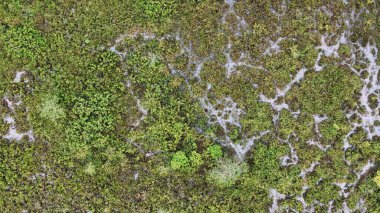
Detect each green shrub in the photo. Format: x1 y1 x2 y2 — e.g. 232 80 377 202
170 151 189 171
0 143 41 209
136 0 176 22
170 151 204 172
65 91 116 162
207 144 223 160
287 65 361 115
189 151 203 168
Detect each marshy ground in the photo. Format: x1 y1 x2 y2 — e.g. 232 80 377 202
0 0 379 212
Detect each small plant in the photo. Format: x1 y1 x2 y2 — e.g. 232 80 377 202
39 95 65 122
170 151 189 171
189 151 203 168
228 127 240 141
252 23 268 37
207 158 247 188
207 144 223 160
170 151 203 172
156 165 170 177
136 0 176 22
338 44 351 56
84 162 96 176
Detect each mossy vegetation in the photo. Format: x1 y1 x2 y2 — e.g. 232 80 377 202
0 0 379 212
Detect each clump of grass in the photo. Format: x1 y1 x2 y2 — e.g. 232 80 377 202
39 95 65 122
207 158 247 188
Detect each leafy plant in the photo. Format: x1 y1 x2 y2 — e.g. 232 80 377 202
136 0 176 22
170 151 189 171
55 51 127 168
189 151 203 168
171 151 203 172
207 144 223 160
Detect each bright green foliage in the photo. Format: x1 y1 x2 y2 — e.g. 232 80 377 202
319 118 350 140
67 91 114 148
250 143 291 187
71 92 113 137
170 151 189 171
207 158 247 188
136 0 176 22
0 1 46 26
51 51 128 168
0 143 37 189
207 144 223 160
170 151 203 172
